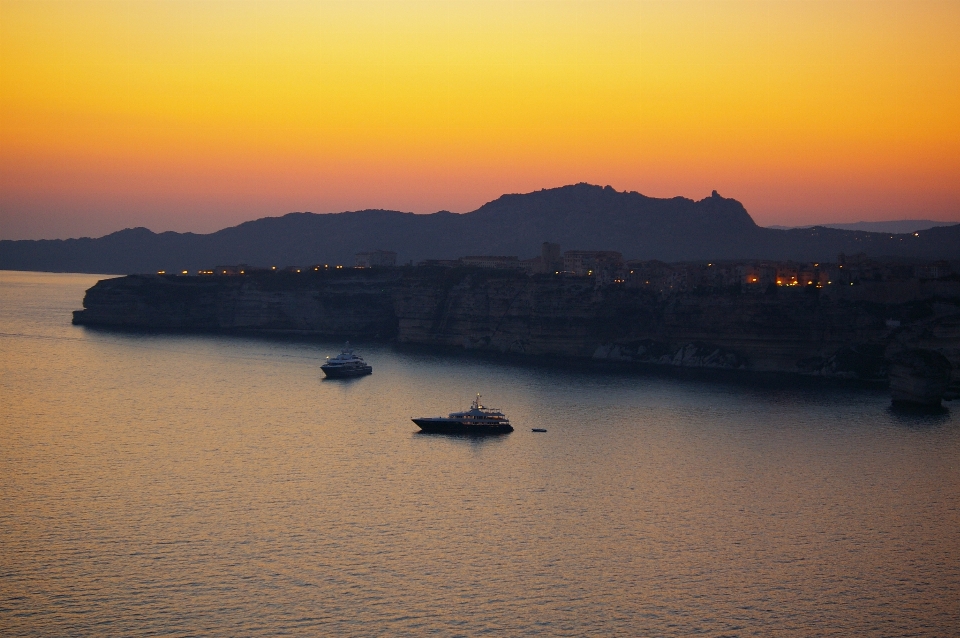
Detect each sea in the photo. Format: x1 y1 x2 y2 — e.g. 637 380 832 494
2 270 958 636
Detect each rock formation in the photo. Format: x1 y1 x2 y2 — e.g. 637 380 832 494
73 269 960 390
888 349 954 406
73 270 400 337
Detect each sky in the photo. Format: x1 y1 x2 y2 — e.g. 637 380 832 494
1 0 959 240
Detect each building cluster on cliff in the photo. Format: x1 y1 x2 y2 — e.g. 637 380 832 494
185 242 957 297
419 243 624 279
625 254 956 294
413 243 959 294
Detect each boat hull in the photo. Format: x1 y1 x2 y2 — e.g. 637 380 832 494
321 365 372 379
412 418 513 435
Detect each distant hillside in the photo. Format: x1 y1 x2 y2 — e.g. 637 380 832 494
2 183 959 274
768 220 957 234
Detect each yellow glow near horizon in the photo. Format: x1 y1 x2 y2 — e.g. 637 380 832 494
1 0 959 239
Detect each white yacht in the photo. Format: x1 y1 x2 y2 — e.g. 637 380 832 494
321 343 372 378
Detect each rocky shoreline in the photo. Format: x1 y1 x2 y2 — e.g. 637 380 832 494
73 267 960 405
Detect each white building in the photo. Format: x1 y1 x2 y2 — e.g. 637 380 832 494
459 256 521 270
355 250 397 267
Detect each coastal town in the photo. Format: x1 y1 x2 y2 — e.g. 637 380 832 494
190 241 958 297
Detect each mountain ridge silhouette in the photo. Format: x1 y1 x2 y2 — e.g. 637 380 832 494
2 183 958 274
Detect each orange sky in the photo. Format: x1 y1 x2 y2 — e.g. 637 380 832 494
2 0 959 239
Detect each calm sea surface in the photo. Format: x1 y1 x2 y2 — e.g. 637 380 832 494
2 270 958 636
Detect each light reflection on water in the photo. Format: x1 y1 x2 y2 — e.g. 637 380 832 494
2 270 959 636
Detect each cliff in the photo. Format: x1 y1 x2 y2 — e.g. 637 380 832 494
73 270 401 337
73 269 960 387
396 270 960 379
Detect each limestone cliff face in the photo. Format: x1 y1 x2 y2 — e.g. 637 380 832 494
649 292 891 374
395 272 612 356
396 275 868 372
74 270 960 381
74 272 400 337
393 271 960 379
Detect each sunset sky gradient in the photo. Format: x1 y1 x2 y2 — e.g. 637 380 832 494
2 0 959 239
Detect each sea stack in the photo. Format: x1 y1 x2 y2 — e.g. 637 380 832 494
888 349 953 407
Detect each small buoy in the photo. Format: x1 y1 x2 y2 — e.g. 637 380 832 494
531 428 547 432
